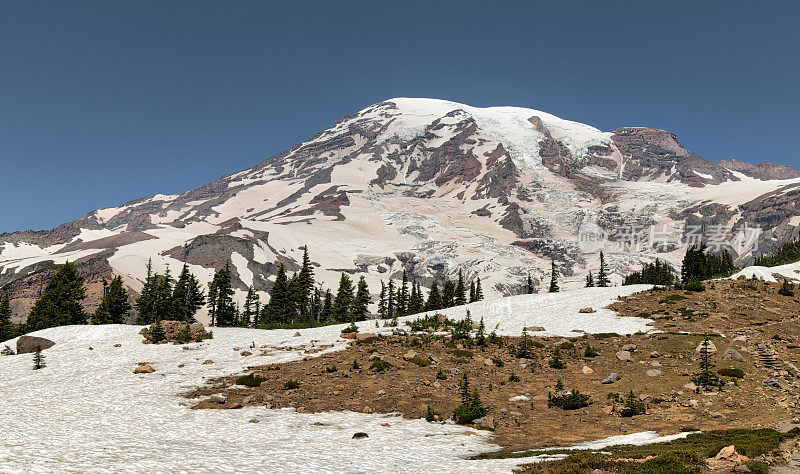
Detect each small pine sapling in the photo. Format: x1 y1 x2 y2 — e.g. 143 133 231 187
549 346 566 369
32 345 45 370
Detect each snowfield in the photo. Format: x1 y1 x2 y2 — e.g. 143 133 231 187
729 261 800 282
0 287 675 473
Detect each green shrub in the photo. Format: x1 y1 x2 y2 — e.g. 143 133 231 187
548 347 566 369
453 374 487 424
283 379 300 389
492 357 504 367
683 279 706 292
409 356 431 367
718 367 745 378
325 365 338 373
176 322 192 343
778 279 796 297
548 388 591 410
619 390 647 417
370 359 392 372
584 345 600 357
508 372 520 382
236 373 266 387
425 405 440 422
341 322 358 334
351 359 361 370
452 349 474 358
436 369 447 380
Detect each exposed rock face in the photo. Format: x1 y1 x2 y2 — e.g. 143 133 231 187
721 158 800 181
1 98 799 324
16 336 55 354
139 321 208 344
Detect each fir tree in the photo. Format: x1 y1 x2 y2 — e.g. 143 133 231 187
321 289 333 322
548 261 560 293
92 277 130 324
425 281 442 311
295 246 315 318
350 276 371 321
242 286 259 327
474 277 484 301
692 339 719 389
32 345 45 370
331 273 354 322
135 259 158 324
469 280 476 303
397 271 408 316
27 262 87 331
153 266 174 321
172 264 205 322
386 279 395 318
442 279 455 308
208 264 235 327
378 281 387 318
262 264 292 324
623 259 675 286
455 270 467 305
407 280 425 315
585 272 594 287
526 273 534 294
0 292 13 342
597 252 610 287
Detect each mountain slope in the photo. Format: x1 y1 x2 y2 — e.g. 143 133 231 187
2 98 800 322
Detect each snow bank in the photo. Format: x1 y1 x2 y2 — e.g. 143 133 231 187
728 261 800 282
0 286 667 473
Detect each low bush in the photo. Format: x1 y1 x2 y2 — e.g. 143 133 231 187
370 359 392 372
283 379 300 389
452 349 474 358
718 367 745 378
236 373 266 387
548 389 591 410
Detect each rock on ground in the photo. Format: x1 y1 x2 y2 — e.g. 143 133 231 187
16 336 55 354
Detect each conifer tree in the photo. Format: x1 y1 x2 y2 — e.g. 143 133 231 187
397 271 409 316
386 279 395 318
597 252 610 287
153 266 174 321
474 277 484 301
548 261 559 293
442 279 455 308
27 261 87 331
242 286 259 327
526 273 534 294
172 264 205 322
331 273 354 322
407 280 425 315
135 259 158 324
32 345 44 370
350 276 371 321
263 263 291 324
309 287 322 322
585 272 594 287
425 281 442 311
455 270 467 306
208 264 235 326
469 280 476 303
321 289 333 322
93 276 131 324
0 292 13 342
378 281 387 318
295 246 315 318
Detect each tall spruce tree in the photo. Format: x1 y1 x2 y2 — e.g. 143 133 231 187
172 264 205 322
455 270 467 306
526 273 534 294
242 287 259 327
425 281 442 311
397 270 409 316
386 279 395 318
408 280 425 315
548 261 560 293
27 262 87 331
442 279 456 308
262 263 292 324
331 273 354 322
474 277 484 301
378 281 387 318
93 276 130 324
208 264 235 327
350 276 371 321
469 280 476 303
585 272 594 287
321 289 333 322
135 260 158 324
0 292 13 341
295 246 315 318
597 252 610 287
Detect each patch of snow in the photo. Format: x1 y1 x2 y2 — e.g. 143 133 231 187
728 261 800 282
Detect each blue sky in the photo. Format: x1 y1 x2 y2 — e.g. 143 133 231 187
1 1 798 232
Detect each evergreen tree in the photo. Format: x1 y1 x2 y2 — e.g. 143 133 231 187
135 259 158 324
350 276 371 321
526 273 534 294
331 273 354 322
623 259 675 286
32 345 45 370
295 246 315 318
474 277 484 301
262 264 292 324
208 264 235 327
172 264 205 322
442 279 455 308
455 270 467 305
597 251 610 287
309 287 322 322
242 286 259 327
0 292 13 342
321 289 333 322
92 277 130 324
386 279 395 318
407 280 425 315
692 339 719 389
425 281 442 311
378 281 387 318
585 272 594 287
548 261 559 293
27 262 87 331
153 266 174 321
397 271 409 316
469 280 476 303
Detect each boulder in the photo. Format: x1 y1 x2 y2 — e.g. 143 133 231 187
524 326 546 332
16 336 55 354
723 348 744 362
581 365 594 374
355 333 378 341
134 364 155 374
352 432 369 439
602 373 619 384
621 344 637 352
402 350 418 361
646 369 663 377
578 307 595 313
615 350 632 361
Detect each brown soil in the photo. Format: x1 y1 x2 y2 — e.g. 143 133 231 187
190 279 800 454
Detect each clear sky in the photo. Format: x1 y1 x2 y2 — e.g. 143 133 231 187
1 1 798 233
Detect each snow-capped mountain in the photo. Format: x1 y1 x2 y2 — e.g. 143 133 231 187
2 98 800 321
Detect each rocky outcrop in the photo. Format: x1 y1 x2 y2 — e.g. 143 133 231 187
721 158 800 180
17 335 55 354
